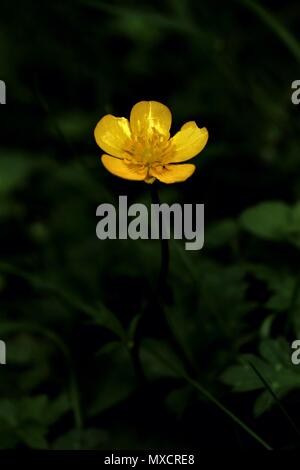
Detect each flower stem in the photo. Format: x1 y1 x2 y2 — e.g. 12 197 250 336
150 184 170 300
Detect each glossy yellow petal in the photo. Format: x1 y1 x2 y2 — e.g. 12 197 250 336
130 101 172 137
101 155 147 181
169 121 208 163
150 163 195 184
94 115 131 159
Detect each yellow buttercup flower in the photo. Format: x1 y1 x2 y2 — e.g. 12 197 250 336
94 101 208 184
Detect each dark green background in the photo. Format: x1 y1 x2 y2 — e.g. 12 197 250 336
0 0 300 450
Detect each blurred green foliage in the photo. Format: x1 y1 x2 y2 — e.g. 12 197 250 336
1 0 300 450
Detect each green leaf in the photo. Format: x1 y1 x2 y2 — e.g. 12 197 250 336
127 314 142 344
53 428 108 450
205 219 239 248
165 385 192 418
240 201 291 241
140 338 185 380
0 394 70 449
0 400 18 427
221 338 300 416
253 389 287 418
88 302 126 340
287 202 300 249
0 263 126 340
221 357 263 392
88 342 137 416
17 425 48 449
247 264 300 335
44 394 71 425
18 395 49 423
198 264 255 337
240 201 300 249
0 154 34 193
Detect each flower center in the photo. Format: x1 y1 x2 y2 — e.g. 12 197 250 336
124 128 173 165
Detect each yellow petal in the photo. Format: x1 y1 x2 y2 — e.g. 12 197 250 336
94 115 131 159
169 121 208 163
150 163 195 184
130 101 172 137
101 155 147 181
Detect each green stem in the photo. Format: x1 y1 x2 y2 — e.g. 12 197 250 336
150 345 273 450
150 184 170 296
249 361 300 441
130 184 172 382
237 0 300 64
187 375 272 450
